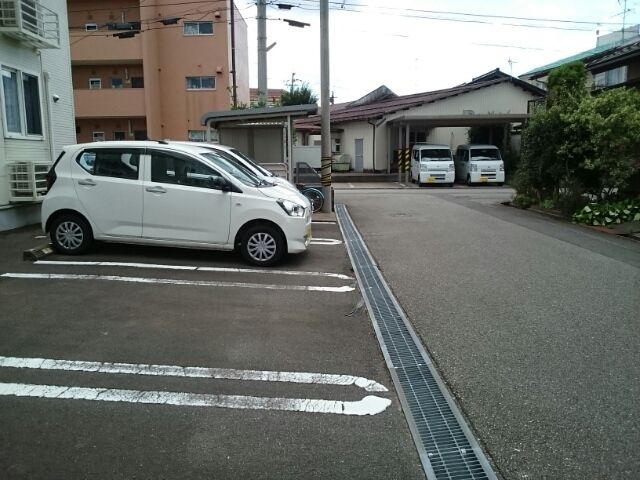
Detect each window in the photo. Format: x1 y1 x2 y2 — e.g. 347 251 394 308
77 149 140 180
594 66 628 88
186 76 215 90
2 68 21 134
111 78 123 89
151 151 222 189
188 130 206 142
23 73 42 135
85 23 98 31
183 21 214 36
92 131 105 142
113 131 126 140
89 78 101 89
1 66 43 138
333 138 341 153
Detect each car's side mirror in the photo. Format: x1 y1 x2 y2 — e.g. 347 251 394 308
209 176 231 192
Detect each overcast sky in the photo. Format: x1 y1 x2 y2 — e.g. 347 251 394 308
233 0 638 102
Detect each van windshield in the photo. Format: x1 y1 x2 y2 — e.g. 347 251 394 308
200 152 263 187
229 148 273 177
470 148 501 161
420 149 451 161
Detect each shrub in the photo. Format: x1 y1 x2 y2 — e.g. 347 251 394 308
513 193 534 209
573 199 640 226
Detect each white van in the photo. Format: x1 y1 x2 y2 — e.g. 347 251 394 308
410 144 455 187
42 141 311 266
454 145 505 186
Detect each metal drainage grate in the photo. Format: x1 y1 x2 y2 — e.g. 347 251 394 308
336 204 497 480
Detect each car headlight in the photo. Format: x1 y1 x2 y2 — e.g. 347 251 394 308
420 164 429 172
499 164 504 171
469 164 478 172
278 199 306 217
448 163 454 171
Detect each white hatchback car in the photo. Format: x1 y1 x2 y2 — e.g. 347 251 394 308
42 141 312 266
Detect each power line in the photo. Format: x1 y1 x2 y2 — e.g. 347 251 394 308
290 0 625 26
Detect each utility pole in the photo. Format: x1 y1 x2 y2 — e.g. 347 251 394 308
320 0 332 212
230 0 237 108
290 72 296 93
257 0 267 106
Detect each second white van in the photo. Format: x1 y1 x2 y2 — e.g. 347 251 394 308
454 144 505 186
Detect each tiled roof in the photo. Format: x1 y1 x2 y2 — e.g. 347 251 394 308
587 40 640 71
521 39 640 79
298 72 544 126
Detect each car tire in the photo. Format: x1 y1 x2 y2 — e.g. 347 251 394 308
467 175 472 186
241 224 285 267
497 182 504 187
50 213 93 255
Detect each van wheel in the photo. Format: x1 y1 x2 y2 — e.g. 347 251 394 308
50 213 93 255
466 175 472 186
497 182 504 187
241 224 285 267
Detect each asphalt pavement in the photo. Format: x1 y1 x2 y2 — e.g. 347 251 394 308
338 186 640 479
0 222 424 479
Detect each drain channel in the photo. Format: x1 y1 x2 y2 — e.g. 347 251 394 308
336 204 497 480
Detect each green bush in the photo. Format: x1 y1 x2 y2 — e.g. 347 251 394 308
573 199 640 226
513 193 534 209
540 199 555 210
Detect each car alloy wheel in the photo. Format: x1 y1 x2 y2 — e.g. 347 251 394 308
50 214 93 255
56 221 84 250
247 231 277 262
241 224 285 266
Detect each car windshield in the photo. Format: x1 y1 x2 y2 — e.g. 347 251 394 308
470 148 501 160
420 149 452 161
200 152 263 187
229 148 273 177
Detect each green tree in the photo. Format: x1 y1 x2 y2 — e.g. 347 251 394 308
281 82 318 106
516 61 640 212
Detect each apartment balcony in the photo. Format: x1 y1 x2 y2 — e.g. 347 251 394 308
74 87 146 119
0 0 59 48
71 34 142 65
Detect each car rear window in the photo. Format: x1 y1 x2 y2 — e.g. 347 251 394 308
77 149 140 179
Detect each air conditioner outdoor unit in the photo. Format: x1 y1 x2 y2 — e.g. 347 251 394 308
8 162 50 203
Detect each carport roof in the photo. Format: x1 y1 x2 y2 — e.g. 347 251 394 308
297 70 545 126
201 104 318 126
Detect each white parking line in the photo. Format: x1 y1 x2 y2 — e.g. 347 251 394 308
1 273 355 293
0 355 391 416
35 261 353 280
312 221 337 225
0 356 387 392
309 238 343 246
0 383 390 415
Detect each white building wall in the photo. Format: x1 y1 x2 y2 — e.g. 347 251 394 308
427 127 469 149
0 0 74 229
41 0 76 153
341 121 373 171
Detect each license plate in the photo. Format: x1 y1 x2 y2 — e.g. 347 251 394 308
427 176 435 183
480 176 488 182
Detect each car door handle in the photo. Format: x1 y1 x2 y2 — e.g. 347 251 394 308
145 186 167 194
78 179 97 186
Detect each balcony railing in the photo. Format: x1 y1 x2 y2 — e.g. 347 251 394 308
0 0 60 49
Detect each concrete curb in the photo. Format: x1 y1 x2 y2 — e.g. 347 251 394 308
23 244 54 262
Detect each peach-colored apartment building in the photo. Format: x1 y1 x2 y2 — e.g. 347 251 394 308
68 0 249 143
